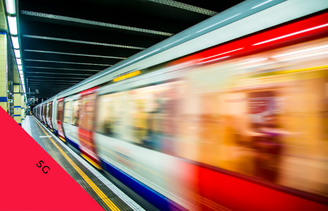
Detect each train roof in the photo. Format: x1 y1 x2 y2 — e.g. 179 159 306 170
39 0 328 102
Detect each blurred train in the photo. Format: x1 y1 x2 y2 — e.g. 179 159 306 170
34 0 328 210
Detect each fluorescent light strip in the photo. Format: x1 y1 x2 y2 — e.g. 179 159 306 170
197 13 241 33
199 56 229 64
147 0 217 16
14 49 20 58
25 59 112 66
5 0 16 15
251 0 272 9
11 36 19 48
16 58 21 65
272 44 328 58
21 10 172 36
7 16 17 35
253 23 328 46
199 47 243 61
23 35 146 50
24 49 126 59
25 66 101 72
18 65 22 70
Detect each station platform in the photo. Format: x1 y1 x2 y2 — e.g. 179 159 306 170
21 115 157 211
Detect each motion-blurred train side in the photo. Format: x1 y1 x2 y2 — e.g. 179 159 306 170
34 1 328 210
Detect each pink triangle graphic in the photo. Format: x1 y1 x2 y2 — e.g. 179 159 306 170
0 107 104 211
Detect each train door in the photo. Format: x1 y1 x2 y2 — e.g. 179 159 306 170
56 98 66 142
78 87 101 169
41 105 45 123
47 102 53 132
52 98 59 135
43 104 47 124
40 106 42 122
46 103 50 128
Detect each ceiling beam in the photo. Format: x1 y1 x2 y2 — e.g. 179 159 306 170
24 59 112 66
26 72 93 76
24 49 126 59
23 34 146 50
21 10 173 36
147 0 218 16
27 75 86 79
28 79 81 82
25 66 102 72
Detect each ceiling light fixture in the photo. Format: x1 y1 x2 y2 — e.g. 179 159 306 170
5 0 16 15
14 49 20 58
16 58 21 65
7 16 17 35
11 36 19 49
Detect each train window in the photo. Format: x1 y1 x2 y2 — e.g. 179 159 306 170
96 93 118 135
64 101 71 124
95 81 184 155
71 100 79 126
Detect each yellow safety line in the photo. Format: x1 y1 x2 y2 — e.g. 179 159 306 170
34 117 120 211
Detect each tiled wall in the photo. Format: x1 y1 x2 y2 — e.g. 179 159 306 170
0 34 7 111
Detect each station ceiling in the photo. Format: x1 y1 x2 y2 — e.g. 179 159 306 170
18 0 244 99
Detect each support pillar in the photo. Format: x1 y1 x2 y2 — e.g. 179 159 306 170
0 33 7 112
13 84 21 125
21 94 25 120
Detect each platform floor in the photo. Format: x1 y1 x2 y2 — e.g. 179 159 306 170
22 115 152 211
